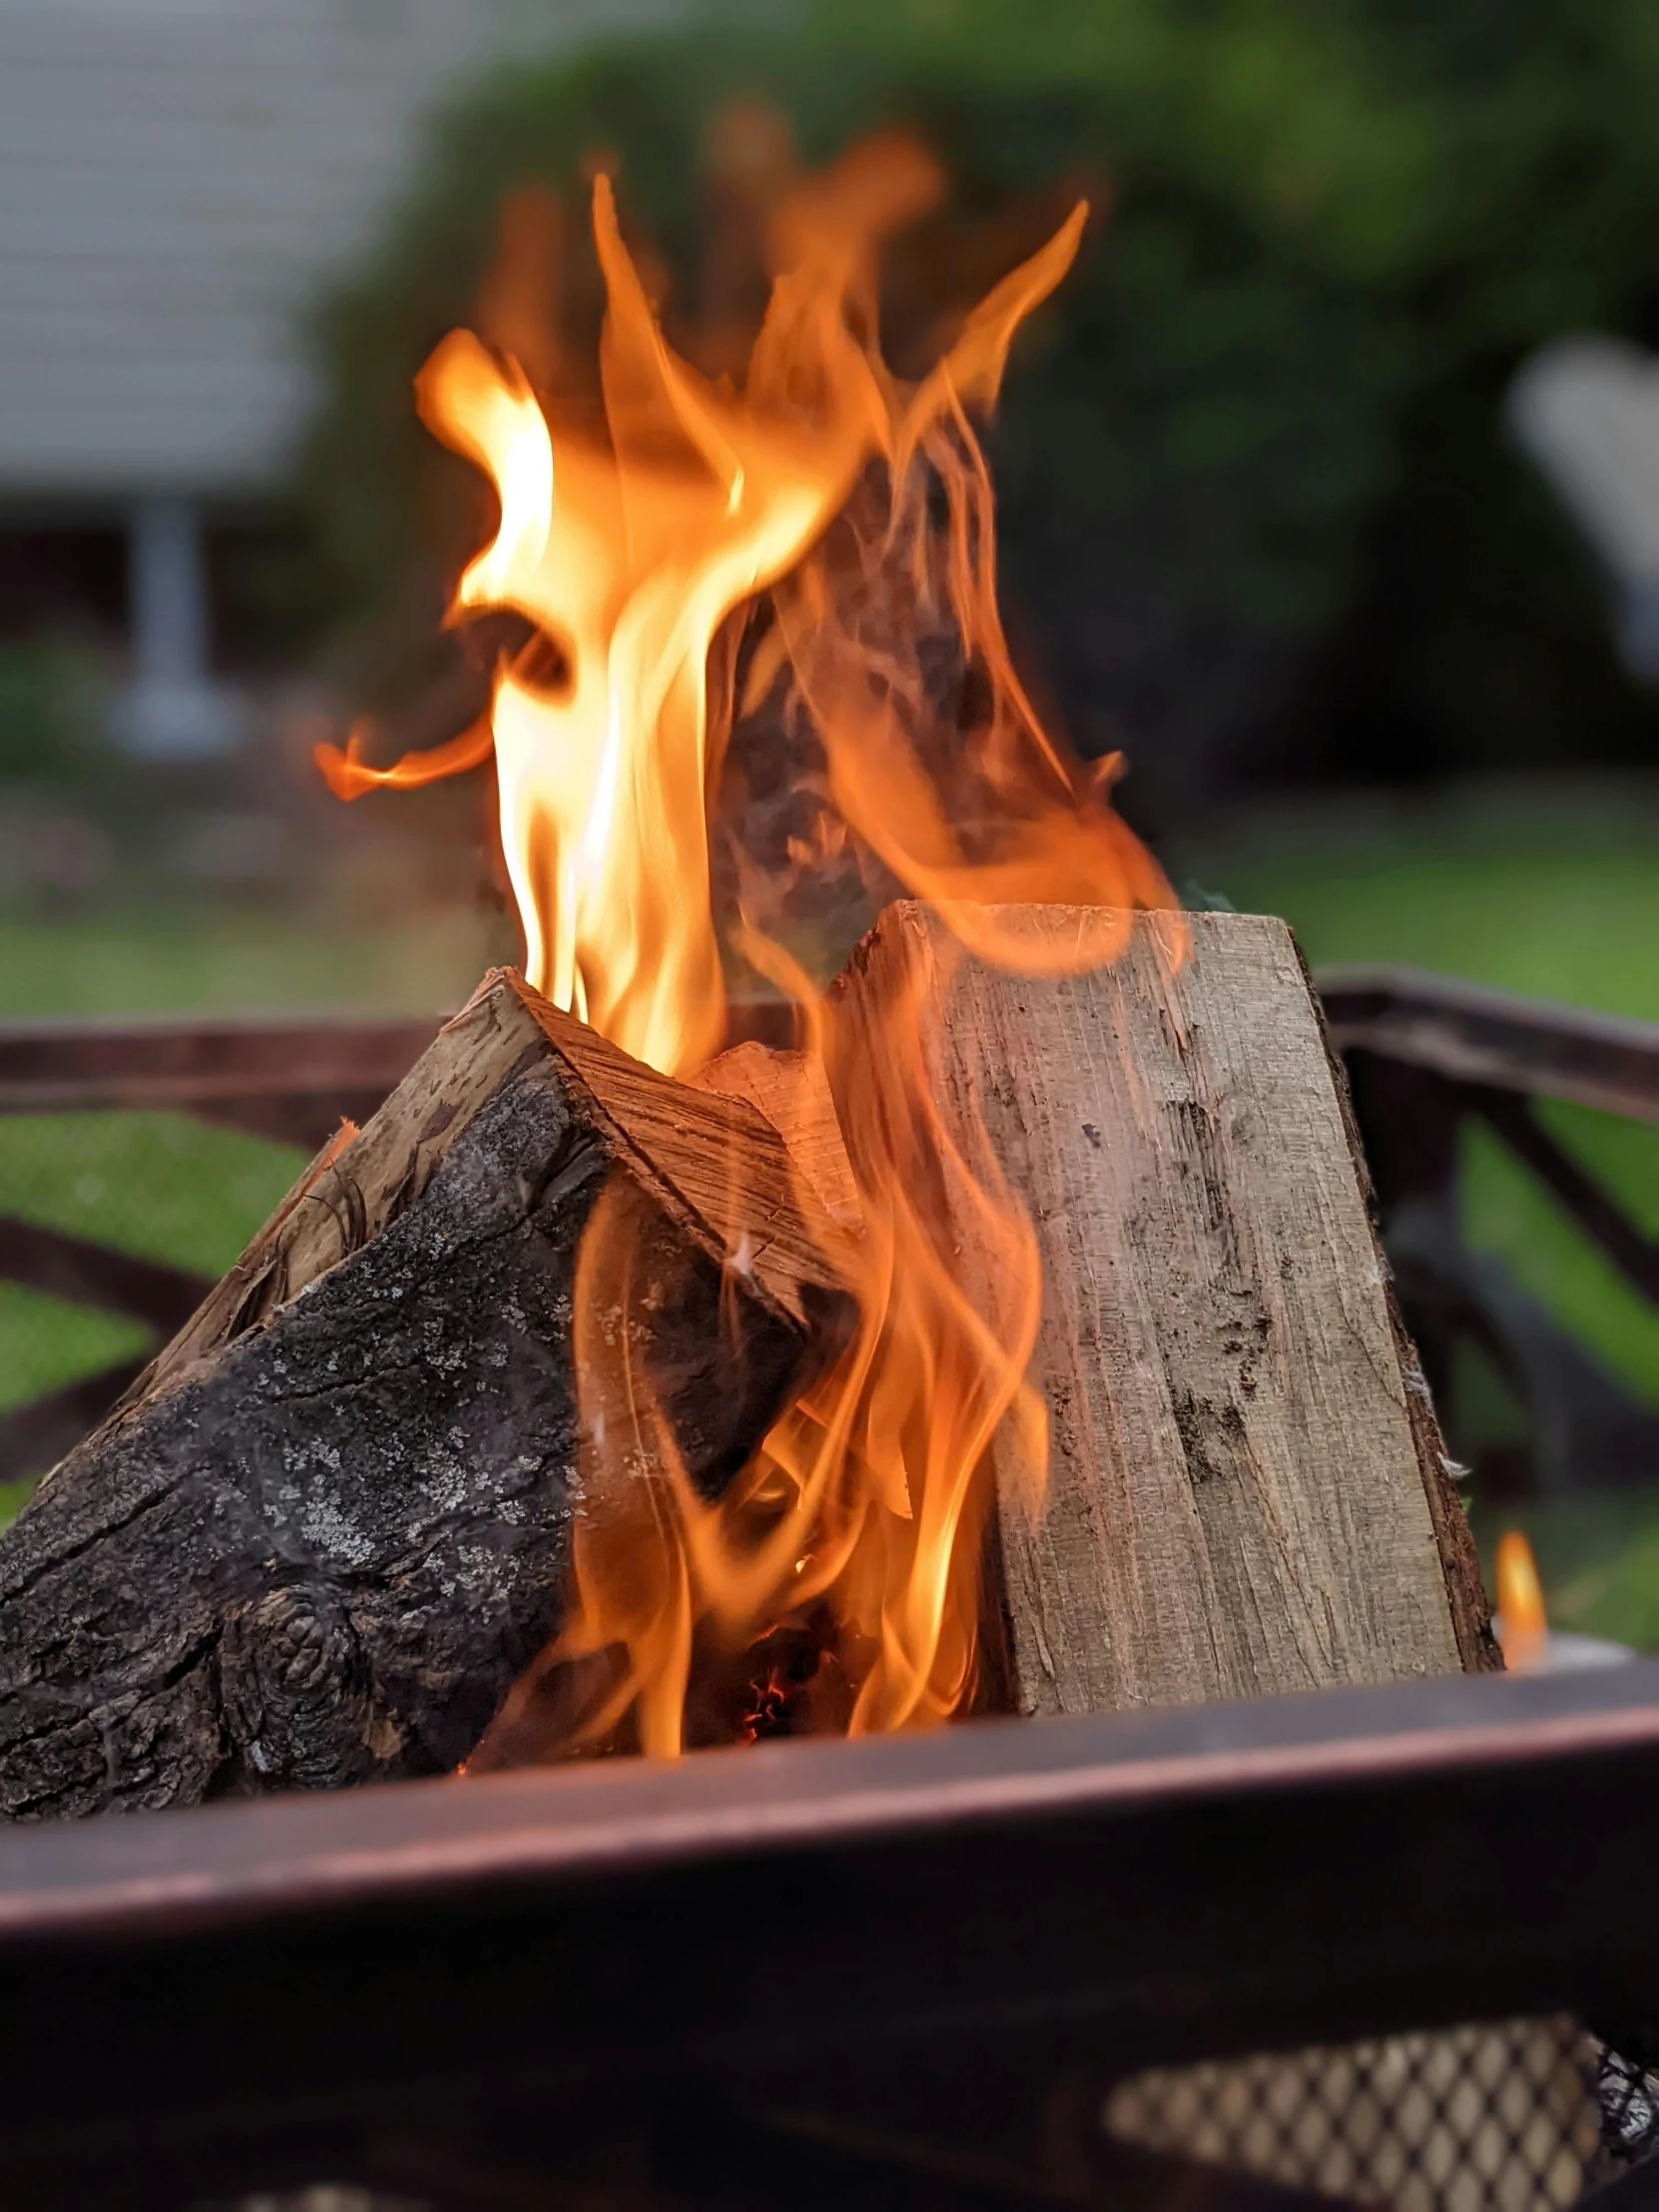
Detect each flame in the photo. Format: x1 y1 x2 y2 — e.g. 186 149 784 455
325 133 1180 1757
1495 1529 1549 1672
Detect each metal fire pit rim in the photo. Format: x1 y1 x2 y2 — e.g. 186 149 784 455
1 1661 1656 1951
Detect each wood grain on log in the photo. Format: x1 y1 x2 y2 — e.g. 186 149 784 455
830 903 1494 1717
0 972 853 1820
692 1038 861 1232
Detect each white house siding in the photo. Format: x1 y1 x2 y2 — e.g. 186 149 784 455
0 0 663 500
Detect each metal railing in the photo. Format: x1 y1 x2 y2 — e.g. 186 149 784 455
0 1661 1657 2207
1321 966 1659 1497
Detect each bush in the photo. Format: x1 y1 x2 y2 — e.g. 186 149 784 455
298 0 1659 829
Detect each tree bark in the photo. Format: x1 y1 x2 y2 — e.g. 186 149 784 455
0 971 853 1820
829 902 1496 1717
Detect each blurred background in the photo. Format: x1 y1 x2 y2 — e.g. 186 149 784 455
0 0 1654 1641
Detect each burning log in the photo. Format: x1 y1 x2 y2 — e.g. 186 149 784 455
830 901 1496 1713
0 971 854 1820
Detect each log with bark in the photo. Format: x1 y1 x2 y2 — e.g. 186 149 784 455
0 971 855 1820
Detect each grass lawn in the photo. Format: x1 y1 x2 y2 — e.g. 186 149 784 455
0 897 498 1021
1207 817 1659 1020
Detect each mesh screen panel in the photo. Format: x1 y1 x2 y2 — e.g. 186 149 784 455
1101 2016 1649 2212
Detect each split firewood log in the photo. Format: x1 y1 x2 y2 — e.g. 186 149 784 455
828 901 1496 1712
0 972 854 1820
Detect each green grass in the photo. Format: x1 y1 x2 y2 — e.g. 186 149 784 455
0 1112 309 1466
0 898 498 1021
0 1111 308 1278
0 1282 152 1415
1208 815 1659 1022
1463 1105 1659 1407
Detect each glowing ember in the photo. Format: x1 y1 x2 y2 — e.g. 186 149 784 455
320 132 1180 1757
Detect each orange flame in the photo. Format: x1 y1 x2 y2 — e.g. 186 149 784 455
326 135 1180 1757
1495 1529 1549 1672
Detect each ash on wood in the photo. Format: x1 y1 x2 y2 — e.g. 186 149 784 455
0 972 853 1820
831 903 1494 1717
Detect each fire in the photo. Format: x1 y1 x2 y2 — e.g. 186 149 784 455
322 131 1179 1757
1495 1529 1549 1671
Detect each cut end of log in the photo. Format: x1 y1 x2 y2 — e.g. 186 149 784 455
691 1038 862 1234
125 969 855 1414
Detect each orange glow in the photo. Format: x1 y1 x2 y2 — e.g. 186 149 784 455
326 134 1180 1756
1495 1529 1549 1672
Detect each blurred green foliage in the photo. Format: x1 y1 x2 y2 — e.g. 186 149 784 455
301 0 1659 822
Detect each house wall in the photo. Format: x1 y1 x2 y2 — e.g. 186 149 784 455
0 0 662 503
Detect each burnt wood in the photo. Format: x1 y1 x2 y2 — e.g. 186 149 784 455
0 972 852 1821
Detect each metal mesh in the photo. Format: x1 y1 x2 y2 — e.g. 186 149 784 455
1102 2016 1618 2212
1588 2030 1659 2178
